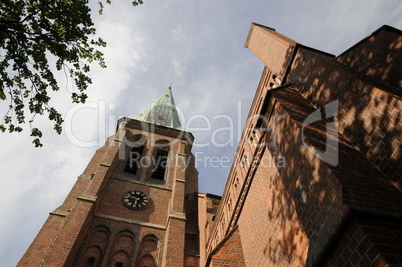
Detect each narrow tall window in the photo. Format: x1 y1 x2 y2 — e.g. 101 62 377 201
86 258 95 267
152 150 168 180
125 146 145 174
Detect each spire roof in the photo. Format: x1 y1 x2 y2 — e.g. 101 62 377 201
130 86 183 130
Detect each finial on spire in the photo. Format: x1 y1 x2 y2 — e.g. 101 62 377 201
169 83 173 90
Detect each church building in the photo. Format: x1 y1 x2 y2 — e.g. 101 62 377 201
19 23 402 266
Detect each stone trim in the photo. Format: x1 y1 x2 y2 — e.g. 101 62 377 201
78 174 92 180
77 195 97 202
100 163 111 167
169 213 186 221
49 209 69 217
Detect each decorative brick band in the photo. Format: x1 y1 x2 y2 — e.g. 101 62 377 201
95 213 166 230
110 176 173 191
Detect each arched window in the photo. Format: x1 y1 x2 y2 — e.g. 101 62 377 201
122 134 147 176
152 150 168 180
152 139 170 181
125 145 145 175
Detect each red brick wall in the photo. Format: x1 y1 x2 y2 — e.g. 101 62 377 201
162 218 186 266
208 226 246 267
238 148 310 266
96 178 171 226
18 215 68 266
244 92 347 265
325 218 402 266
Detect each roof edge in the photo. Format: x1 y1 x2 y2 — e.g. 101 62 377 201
336 24 402 59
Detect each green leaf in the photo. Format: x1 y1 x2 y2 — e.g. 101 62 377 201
0 0 145 146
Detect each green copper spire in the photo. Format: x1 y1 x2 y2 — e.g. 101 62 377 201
131 86 183 130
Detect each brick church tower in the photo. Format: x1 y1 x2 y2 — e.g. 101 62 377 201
18 87 200 267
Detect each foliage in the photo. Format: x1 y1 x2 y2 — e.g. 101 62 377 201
0 0 143 147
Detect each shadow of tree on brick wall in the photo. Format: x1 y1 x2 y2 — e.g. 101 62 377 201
288 32 402 185
336 26 402 91
260 87 346 266
259 32 402 266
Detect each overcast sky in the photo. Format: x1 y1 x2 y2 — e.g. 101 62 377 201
1 0 401 265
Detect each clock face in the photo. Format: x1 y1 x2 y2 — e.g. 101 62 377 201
122 190 149 210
